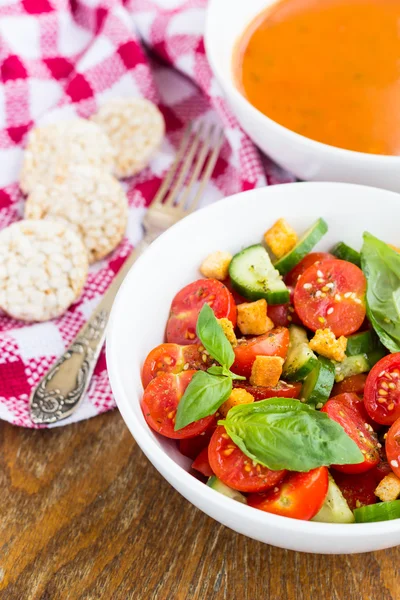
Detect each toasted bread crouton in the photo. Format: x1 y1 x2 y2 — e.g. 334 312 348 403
375 472 400 502
218 317 238 347
219 388 254 418
250 355 284 387
309 328 347 362
264 218 297 259
237 299 274 336
200 251 232 281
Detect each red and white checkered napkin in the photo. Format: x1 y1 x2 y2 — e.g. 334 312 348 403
0 0 294 428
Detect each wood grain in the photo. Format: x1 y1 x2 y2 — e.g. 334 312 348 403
0 410 399 600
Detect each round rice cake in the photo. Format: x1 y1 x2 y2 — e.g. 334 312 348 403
91 98 165 178
20 119 115 194
25 165 128 263
0 220 88 322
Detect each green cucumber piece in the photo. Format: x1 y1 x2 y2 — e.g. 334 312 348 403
312 475 354 523
282 325 318 382
354 500 400 523
331 242 361 267
301 356 335 407
273 218 328 276
333 354 370 382
229 244 289 304
346 331 376 356
368 345 387 367
207 476 247 504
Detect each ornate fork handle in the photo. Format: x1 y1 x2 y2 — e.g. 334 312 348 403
30 232 158 424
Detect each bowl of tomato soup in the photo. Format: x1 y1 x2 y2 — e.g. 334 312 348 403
205 0 400 192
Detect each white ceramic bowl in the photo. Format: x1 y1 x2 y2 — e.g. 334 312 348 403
107 182 400 554
204 0 400 193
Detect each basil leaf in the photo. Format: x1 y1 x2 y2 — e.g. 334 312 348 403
361 232 400 352
175 371 232 430
220 398 363 472
197 304 235 368
207 365 246 381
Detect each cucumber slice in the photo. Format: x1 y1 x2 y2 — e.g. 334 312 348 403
346 331 376 356
273 218 328 275
312 475 354 523
207 476 247 504
229 244 289 304
282 325 318 382
333 354 370 382
301 356 335 407
354 500 400 523
331 242 361 267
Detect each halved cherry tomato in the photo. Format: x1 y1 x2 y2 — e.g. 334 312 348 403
285 252 335 287
322 397 379 474
293 259 366 336
372 460 392 484
192 447 214 478
364 354 400 426
141 343 212 388
332 374 368 397
266 303 290 327
208 426 286 492
231 326 290 378
233 380 302 400
141 370 214 439
330 392 380 432
222 277 247 305
179 419 217 459
166 279 237 345
386 417 400 479
331 471 377 511
247 467 329 520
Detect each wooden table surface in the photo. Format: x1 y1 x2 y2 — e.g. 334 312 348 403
0 410 399 600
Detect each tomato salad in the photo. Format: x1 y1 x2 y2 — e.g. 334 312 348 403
141 218 400 523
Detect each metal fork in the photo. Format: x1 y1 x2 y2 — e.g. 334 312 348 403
29 123 224 424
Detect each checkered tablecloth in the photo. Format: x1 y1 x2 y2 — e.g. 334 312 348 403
0 0 294 428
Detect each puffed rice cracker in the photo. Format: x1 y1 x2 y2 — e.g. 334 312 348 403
25 165 128 263
20 119 115 194
0 220 88 322
91 98 165 178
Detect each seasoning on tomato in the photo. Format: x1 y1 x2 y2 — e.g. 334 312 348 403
208 426 286 493
322 397 379 474
141 370 215 439
330 392 380 433
332 374 368 397
385 417 400 479
166 279 236 345
285 252 335 287
233 380 302 400
141 343 212 388
331 470 377 511
247 468 329 520
293 259 366 337
364 354 400 426
231 326 289 378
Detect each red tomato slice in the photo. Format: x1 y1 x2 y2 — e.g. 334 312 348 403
364 354 400 426
192 447 214 478
322 397 379 474
166 279 236 345
267 303 290 327
141 343 212 389
331 471 377 511
330 392 380 432
332 374 368 397
247 467 329 520
371 460 393 484
141 370 214 439
208 426 286 492
231 327 290 378
233 380 302 400
222 277 247 305
285 252 335 287
179 419 217 459
293 259 366 336
385 417 400 479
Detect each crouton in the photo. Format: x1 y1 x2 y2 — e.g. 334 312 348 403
219 388 254 418
250 355 284 387
375 472 400 502
309 328 347 362
264 218 297 259
200 251 232 281
218 317 238 347
237 299 274 336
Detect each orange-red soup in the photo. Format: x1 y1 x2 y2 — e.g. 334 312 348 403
235 0 400 155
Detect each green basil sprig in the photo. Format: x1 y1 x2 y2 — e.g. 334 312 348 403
219 398 364 472
175 304 243 430
361 232 400 353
